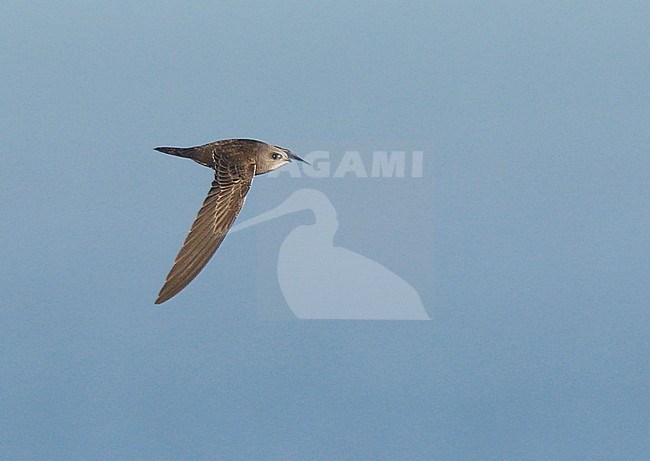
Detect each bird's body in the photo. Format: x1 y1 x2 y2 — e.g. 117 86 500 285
153 138 306 304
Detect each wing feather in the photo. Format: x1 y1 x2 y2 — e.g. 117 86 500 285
155 159 255 304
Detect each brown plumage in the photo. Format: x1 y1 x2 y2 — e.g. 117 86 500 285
154 139 307 304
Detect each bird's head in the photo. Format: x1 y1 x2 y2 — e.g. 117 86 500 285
256 143 309 174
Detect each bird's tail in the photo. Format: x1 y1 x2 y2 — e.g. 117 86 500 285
154 146 195 159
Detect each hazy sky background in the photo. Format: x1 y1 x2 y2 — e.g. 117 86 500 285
2 1 649 459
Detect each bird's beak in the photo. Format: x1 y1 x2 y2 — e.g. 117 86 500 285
288 152 310 165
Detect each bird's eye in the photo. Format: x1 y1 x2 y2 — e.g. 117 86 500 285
272 153 283 160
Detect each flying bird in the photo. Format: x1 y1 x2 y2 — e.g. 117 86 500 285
153 138 307 304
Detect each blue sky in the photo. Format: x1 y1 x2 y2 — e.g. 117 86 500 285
1 1 649 459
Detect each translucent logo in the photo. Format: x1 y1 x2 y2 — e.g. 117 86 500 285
232 189 430 320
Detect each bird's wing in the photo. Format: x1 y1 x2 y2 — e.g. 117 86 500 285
155 158 256 304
